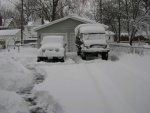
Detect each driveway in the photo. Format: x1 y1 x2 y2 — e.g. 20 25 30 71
35 55 150 113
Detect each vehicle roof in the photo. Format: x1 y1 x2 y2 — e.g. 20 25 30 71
75 24 106 37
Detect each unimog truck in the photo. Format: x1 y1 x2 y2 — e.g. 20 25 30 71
75 24 110 60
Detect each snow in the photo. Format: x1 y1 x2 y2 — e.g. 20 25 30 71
106 31 115 35
41 36 64 45
35 54 150 113
0 46 150 113
27 19 50 27
0 29 20 37
39 36 65 57
143 44 150 48
40 43 63 49
75 24 106 37
30 90 64 113
0 46 65 113
0 57 34 92
0 47 37 113
0 90 29 113
83 39 107 46
34 15 97 31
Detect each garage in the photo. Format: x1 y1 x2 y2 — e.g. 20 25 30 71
34 15 95 52
0 29 21 48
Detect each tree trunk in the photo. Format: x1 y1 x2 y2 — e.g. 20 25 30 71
51 0 59 21
117 0 121 43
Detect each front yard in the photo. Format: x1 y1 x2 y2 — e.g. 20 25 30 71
0 46 150 113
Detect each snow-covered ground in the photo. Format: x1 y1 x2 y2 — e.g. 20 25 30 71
34 54 150 113
0 47 64 113
0 46 150 113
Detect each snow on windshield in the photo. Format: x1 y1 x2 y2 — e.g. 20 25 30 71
75 24 106 37
41 36 64 45
83 34 106 40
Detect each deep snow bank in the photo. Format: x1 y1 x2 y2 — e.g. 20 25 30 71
0 57 34 92
0 90 29 113
0 57 34 113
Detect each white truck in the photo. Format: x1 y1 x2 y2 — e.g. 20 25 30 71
37 36 66 62
75 24 109 60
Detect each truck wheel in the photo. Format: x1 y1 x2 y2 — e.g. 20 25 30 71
81 52 86 60
60 57 65 62
101 52 108 60
37 57 41 62
77 49 81 56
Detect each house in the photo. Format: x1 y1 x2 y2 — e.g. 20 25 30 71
0 16 17 30
23 18 50 44
34 15 98 52
0 29 21 48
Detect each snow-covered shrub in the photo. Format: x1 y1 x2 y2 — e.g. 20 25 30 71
0 90 29 113
0 57 34 92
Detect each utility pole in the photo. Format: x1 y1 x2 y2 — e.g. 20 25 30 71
99 0 103 23
21 0 24 44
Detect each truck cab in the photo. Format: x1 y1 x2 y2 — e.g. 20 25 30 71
75 24 109 60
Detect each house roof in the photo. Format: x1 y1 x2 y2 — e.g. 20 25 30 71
0 29 20 37
34 15 96 31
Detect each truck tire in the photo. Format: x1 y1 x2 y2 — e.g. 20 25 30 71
37 57 41 62
101 52 108 60
81 52 86 60
60 57 65 62
77 48 81 56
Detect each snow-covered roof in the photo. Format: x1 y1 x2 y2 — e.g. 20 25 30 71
34 15 96 31
75 24 106 36
0 29 20 36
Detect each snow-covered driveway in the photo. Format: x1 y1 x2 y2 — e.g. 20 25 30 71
35 55 150 113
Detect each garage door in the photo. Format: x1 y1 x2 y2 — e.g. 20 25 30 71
68 33 77 52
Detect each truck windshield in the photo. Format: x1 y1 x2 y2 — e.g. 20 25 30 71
83 33 106 40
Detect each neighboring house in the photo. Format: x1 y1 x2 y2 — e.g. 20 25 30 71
34 15 100 52
0 29 21 48
24 18 49 44
0 17 17 30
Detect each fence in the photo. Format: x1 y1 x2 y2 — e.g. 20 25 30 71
109 43 150 55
